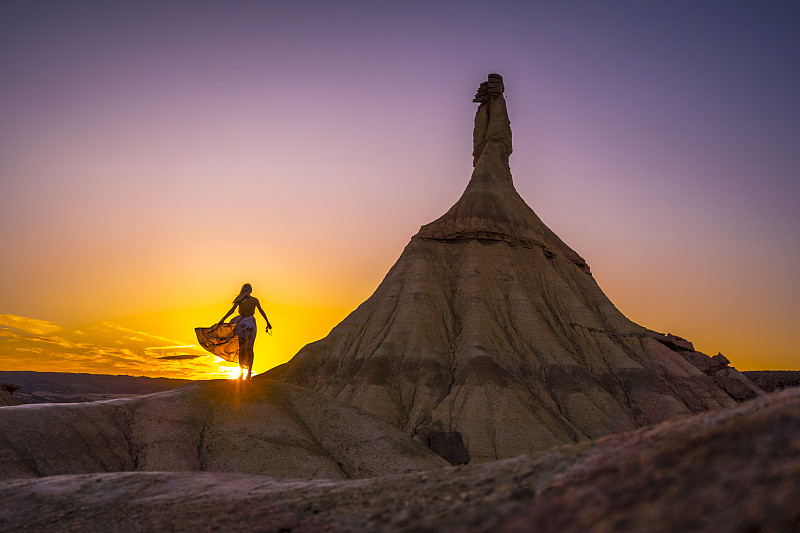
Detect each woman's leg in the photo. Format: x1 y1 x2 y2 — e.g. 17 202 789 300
234 317 256 381
237 332 247 380
245 334 256 380
241 344 254 380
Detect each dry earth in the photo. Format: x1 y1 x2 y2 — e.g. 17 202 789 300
1 388 798 532
0 379 445 480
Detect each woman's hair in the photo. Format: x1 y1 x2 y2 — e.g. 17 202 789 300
233 283 252 304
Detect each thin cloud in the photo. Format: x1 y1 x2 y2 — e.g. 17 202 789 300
0 314 231 379
0 314 64 336
96 323 191 345
147 345 201 351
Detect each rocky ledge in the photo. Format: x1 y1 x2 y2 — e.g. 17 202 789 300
653 333 762 401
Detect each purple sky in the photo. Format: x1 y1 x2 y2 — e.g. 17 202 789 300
1 1 799 374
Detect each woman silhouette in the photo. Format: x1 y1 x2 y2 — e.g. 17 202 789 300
195 283 272 380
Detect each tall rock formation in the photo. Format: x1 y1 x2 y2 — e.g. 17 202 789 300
264 74 760 464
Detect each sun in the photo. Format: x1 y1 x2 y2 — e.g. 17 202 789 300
220 365 241 380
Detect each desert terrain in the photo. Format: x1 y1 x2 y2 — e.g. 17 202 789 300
0 381 798 532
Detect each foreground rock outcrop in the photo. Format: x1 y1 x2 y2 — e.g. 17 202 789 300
262 74 761 463
0 379 446 480
1 387 797 532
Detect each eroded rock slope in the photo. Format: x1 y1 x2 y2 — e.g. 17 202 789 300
0 379 446 480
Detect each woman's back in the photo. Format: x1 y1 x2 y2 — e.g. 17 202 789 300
238 296 257 317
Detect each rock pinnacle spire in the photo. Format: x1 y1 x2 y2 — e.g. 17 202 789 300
418 74 590 274
471 73 512 170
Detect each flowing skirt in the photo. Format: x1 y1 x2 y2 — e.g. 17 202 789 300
195 315 256 365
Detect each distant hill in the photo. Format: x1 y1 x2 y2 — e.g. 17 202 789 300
0 371 191 404
743 370 800 393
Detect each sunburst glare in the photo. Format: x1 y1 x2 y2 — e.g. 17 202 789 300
220 365 241 380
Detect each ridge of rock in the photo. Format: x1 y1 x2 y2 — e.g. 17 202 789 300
0 379 447 480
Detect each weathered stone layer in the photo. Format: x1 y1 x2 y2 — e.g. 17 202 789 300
270 236 752 463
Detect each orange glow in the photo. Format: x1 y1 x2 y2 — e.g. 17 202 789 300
0 294 358 380
221 365 242 380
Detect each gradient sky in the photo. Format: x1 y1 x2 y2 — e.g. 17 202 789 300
1 1 798 379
